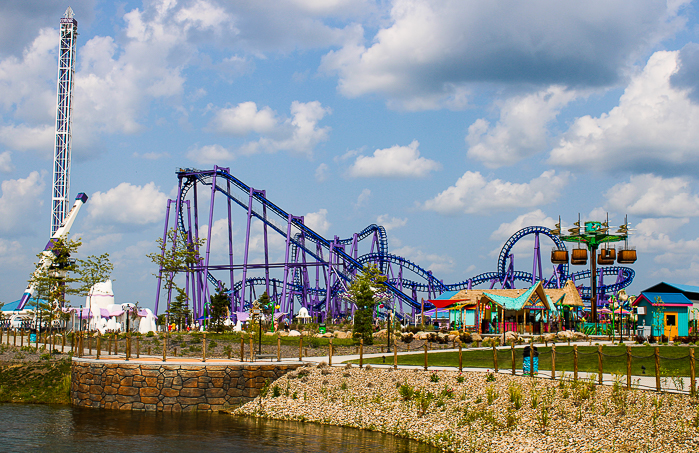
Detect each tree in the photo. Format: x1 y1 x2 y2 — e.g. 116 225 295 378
147 228 205 320
209 286 230 332
168 289 191 331
27 237 82 310
344 264 388 345
76 253 114 303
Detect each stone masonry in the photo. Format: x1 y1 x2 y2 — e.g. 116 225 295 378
71 358 303 411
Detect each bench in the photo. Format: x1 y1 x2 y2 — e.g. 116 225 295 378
254 353 277 362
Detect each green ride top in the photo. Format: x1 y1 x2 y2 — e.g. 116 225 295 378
555 221 628 249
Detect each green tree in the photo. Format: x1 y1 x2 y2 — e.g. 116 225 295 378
168 288 191 331
209 286 230 332
27 237 82 311
345 265 387 345
76 253 114 300
147 228 204 321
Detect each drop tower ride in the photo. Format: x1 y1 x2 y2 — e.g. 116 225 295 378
51 7 78 236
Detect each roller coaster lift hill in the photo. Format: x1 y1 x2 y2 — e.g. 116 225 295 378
156 167 636 324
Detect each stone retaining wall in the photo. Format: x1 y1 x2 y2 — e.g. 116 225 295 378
71 359 303 411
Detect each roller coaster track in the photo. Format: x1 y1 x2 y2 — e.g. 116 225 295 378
170 168 636 317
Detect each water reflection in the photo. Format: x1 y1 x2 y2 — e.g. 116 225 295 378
0 404 437 453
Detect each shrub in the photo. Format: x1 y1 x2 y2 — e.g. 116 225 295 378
485 371 496 382
430 373 440 383
456 374 465 383
272 384 282 398
508 382 523 409
399 383 414 401
208 340 217 349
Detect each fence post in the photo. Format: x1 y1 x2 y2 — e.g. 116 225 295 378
240 337 245 362
597 344 603 385
329 338 333 366
690 348 696 396
423 343 428 371
530 339 534 378
136 337 140 358
14 329 17 347
359 338 364 368
125 335 129 361
162 335 167 362
96 335 101 360
393 342 398 369
114 334 118 355
278 335 282 363
62 334 65 353
551 345 556 380
459 342 463 373
492 345 498 373
654 347 660 392
250 335 254 362
202 333 207 363
573 345 578 381
298 336 303 362
511 341 515 375
626 346 632 390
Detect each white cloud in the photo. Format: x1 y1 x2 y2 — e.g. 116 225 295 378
490 210 556 241
0 152 13 172
355 188 371 207
550 50 699 173
0 171 45 235
305 208 331 234
423 170 568 215
315 163 329 182
391 244 455 274
376 214 407 231
187 144 233 165
466 86 576 167
87 182 168 227
605 174 699 217
321 0 687 109
206 101 331 159
0 124 54 155
348 140 441 178
210 102 279 136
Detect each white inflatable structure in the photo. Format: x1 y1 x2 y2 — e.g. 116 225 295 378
81 280 157 334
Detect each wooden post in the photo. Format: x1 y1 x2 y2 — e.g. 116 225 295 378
240 337 245 362
359 338 364 368
114 334 118 355
162 335 167 362
423 343 428 371
573 345 578 381
529 340 534 378
148 346 151 356
326 338 332 366
96 335 101 360
626 346 632 390
62 334 65 353
690 348 696 396
88 336 91 355
250 335 254 362
278 336 282 363
14 329 17 347
202 333 207 362
174 346 178 357
511 341 515 375
458 342 463 373
655 347 660 391
136 337 140 358
393 342 398 369
493 344 498 373
551 345 556 380
125 335 130 361
298 336 303 362
597 344 603 385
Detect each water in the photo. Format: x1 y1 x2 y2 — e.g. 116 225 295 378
0 404 438 452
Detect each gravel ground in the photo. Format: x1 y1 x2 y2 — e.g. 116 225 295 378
235 364 699 453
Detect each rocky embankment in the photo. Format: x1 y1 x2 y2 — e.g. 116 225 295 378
235 363 699 453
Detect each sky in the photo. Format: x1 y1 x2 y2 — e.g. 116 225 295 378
2 0 699 311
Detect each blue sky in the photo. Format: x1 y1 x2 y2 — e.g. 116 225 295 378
2 0 699 311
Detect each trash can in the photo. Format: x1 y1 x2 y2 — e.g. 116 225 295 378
29 330 37 344
523 345 539 376
319 323 326 334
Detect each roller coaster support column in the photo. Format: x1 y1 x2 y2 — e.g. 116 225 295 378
193 179 203 318
281 215 294 318
202 168 218 319
532 233 543 284
241 186 255 312
590 244 598 328
227 179 235 316
325 239 334 319
154 199 174 315
261 190 271 297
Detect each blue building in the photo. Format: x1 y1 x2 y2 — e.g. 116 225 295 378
633 282 699 339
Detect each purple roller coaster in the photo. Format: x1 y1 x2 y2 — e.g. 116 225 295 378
154 167 635 321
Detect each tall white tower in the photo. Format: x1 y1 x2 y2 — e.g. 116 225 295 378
51 7 78 236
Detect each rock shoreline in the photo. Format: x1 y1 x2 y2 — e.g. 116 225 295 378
234 364 699 453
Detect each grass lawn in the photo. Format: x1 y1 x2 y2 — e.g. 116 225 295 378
356 345 698 377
